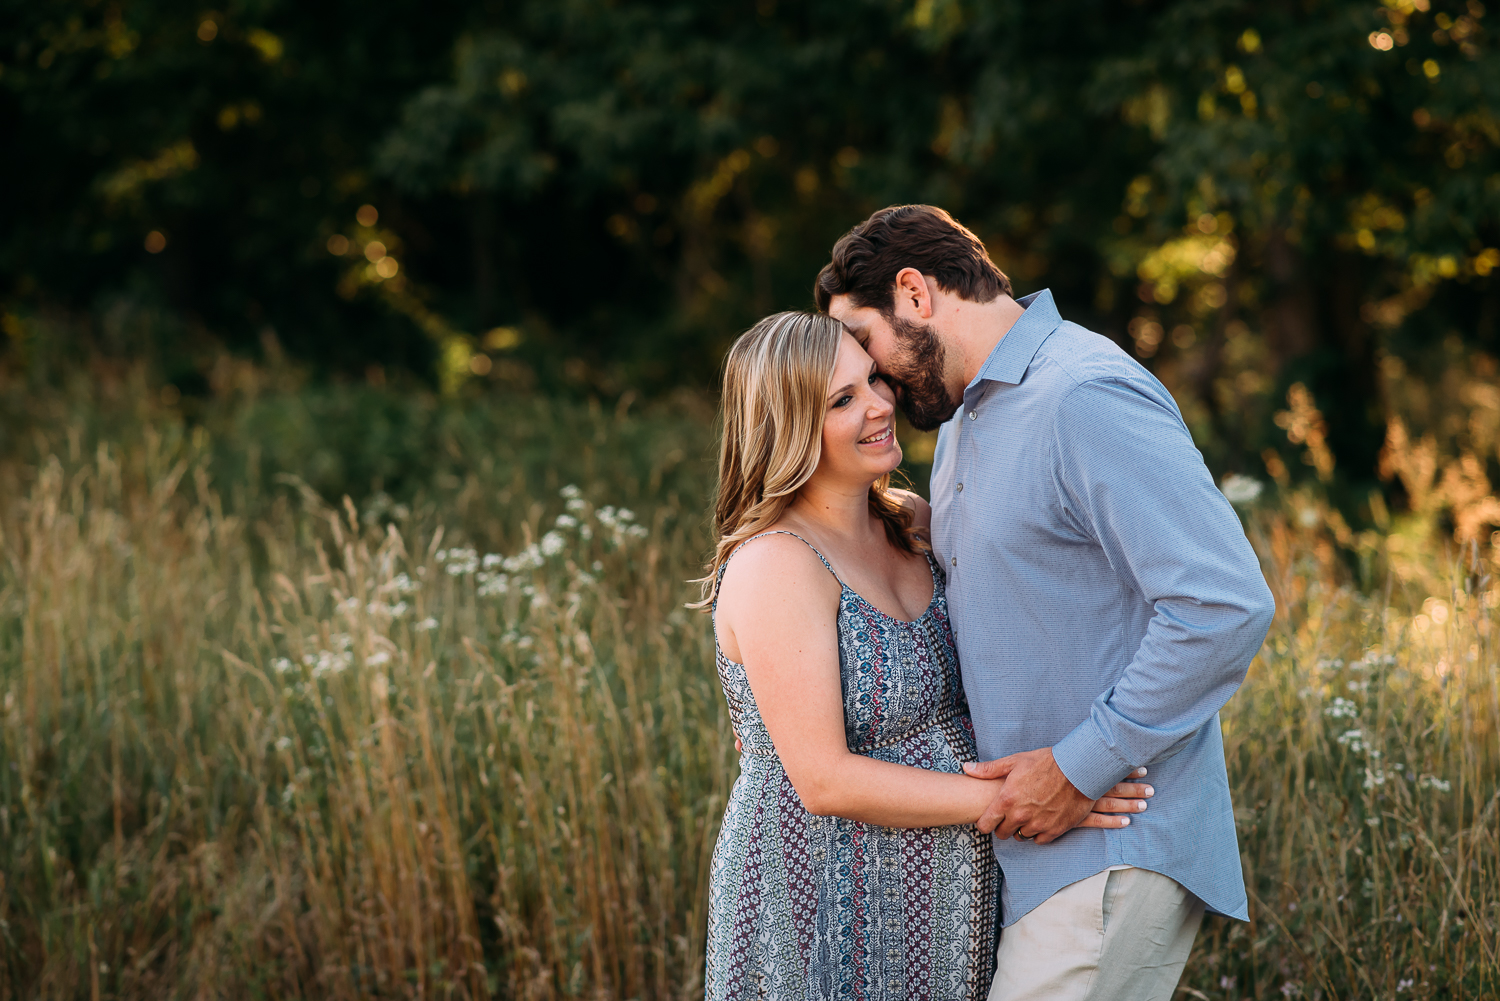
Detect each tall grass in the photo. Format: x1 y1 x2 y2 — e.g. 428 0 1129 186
0 372 1496 999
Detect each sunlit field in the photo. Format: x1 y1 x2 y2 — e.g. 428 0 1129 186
1 371 1496 1000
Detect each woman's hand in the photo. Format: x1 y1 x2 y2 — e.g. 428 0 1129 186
1075 767 1153 830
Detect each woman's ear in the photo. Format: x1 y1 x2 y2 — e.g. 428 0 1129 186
893 268 935 319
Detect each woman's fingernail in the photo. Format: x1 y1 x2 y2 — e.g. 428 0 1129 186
1144 786 1154 797
1119 817 1130 826
962 762 976 774
1136 801 1147 811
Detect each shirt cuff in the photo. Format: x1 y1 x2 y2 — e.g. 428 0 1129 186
1052 716 1134 801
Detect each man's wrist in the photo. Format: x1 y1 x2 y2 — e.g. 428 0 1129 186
1052 724 1133 801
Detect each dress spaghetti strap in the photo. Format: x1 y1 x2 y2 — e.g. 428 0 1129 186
715 530 845 593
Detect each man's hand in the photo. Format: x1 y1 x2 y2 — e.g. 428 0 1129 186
963 747 1094 844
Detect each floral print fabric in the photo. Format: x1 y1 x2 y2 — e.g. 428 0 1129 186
706 532 998 1001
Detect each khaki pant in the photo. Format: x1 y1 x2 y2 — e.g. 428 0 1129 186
988 867 1205 1001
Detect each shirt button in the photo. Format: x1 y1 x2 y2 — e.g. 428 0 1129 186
968 410 977 420
951 557 957 567
956 482 964 492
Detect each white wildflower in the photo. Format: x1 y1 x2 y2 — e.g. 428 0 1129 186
560 484 582 499
503 545 544 573
275 736 292 751
384 573 418 594
1220 473 1263 506
272 657 293 674
311 649 353 677
444 547 479 575
416 617 439 631
539 531 566 556
1324 697 1359 719
477 572 510 597
566 497 588 513
366 650 391 667
482 553 503 569
555 513 578 529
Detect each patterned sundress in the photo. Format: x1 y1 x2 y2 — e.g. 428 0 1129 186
706 531 999 1001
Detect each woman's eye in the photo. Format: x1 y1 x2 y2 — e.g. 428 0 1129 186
833 394 853 408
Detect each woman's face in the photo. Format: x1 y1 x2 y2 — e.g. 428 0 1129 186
816 332 903 486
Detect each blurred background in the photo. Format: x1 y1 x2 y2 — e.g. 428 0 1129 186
6 0 1499 509
4 4 1500 1000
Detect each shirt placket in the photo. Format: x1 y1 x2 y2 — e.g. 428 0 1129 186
951 385 985 583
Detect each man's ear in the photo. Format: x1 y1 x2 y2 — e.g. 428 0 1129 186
893 267 935 319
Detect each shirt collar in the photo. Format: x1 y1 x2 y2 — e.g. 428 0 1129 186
971 288 1062 388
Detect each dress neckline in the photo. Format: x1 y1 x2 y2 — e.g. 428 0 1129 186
838 574 940 626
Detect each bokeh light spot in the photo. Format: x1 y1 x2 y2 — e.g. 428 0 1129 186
197 20 218 42
326 234 349 255
364 241 387 262
374 257 398 278
484 327 522 351
144 231 167 253
356 204 379 227
470 354 493 375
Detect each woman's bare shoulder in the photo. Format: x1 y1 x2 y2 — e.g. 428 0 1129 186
716 529 839 607
714 529 841 660
888 488 932 532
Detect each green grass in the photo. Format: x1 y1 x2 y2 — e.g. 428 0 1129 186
0 371 1495 999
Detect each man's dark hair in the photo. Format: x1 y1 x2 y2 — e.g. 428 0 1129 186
814 204 1012 315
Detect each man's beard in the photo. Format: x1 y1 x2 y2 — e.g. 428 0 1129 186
884 315 961 432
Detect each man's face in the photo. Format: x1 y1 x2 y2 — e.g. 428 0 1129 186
827 295 961 432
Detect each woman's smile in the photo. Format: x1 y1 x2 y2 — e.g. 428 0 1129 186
858 426 894 446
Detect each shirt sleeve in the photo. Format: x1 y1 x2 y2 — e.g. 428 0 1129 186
1046 377 1276 800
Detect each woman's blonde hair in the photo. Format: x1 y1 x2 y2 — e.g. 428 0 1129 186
692 311 924 609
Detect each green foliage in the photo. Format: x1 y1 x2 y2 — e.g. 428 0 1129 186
5 0 1500 494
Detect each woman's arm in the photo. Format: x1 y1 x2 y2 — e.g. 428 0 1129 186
717 534 1148 828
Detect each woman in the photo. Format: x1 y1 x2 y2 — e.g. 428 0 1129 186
698 312 1151 1001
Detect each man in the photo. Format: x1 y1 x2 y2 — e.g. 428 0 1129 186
816 205 1275 1000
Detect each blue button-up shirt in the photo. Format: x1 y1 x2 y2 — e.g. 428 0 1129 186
930 289 1274 925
